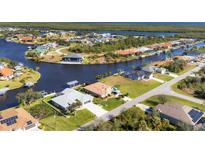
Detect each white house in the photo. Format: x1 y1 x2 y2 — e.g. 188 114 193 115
52 88 93 111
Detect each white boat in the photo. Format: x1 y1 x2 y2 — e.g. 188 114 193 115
24 82 35 88
0 87 10 95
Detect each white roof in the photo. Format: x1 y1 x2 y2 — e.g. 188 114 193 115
137 47 152 52
52 88 93 109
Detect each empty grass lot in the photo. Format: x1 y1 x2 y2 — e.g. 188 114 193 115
153 73 173 81
101 75 161 98
93 97 125 111
172 82 194 97
40 109 96 131
177 64 196 75
142 95 205 112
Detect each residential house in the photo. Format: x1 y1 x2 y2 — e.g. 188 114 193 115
142 66 167 74
0 108 39 131
20 37 33 43
0 67 14 80
137 47 153 53
84 82 112 98
156 103 204 127
124 69 153 80
116 48 139 56
51 88 93 111
62 53 84 64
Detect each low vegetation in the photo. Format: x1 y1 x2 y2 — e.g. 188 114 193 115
164 59 186 73
24 96 56 119
173 66 205 99
2 23 205 33
69 36 174 54
16 89 43 106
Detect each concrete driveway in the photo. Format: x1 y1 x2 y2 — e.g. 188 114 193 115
84 103 108 117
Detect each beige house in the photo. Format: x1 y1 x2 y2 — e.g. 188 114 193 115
84 82 112 98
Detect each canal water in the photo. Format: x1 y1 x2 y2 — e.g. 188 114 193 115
0 35 203 110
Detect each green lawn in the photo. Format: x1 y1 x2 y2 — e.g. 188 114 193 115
101 75 161 98
153 73 173 81
40 109 96 131
142 95 205 112
93 97 125 111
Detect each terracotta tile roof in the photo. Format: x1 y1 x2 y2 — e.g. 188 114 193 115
0 67 13 77
0 108 38 131
20 37 33 41
84 82 112 98
116 48 139 56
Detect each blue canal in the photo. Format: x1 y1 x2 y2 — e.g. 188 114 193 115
0 32 204 110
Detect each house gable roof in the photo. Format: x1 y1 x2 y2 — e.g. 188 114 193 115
156 103 204 126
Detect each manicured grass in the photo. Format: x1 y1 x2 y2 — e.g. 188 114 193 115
40 109 96 131
142 95 205 112
101 75 161 98
177 64 196 75
0 68 41 89
153 73 173 81
93 97 125 111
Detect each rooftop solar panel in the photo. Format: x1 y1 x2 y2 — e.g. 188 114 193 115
27 120 32 125
188 109 204 123
0 116 18 126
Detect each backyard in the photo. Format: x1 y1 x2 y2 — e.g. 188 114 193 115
142 95 205 112
40 109 96 131
101 75 161 98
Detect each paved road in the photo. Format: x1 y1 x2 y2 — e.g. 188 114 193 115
77 63 205 130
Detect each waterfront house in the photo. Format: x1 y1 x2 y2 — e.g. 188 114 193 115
51 88 93 111
62 53 84 64
137 47 153 53
142 65 167 74
124 69 153 80
156 103 204 127
84 82 112 98
116 48 139 56
0 67 14 80
0 108 39 131
20 37 33 43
